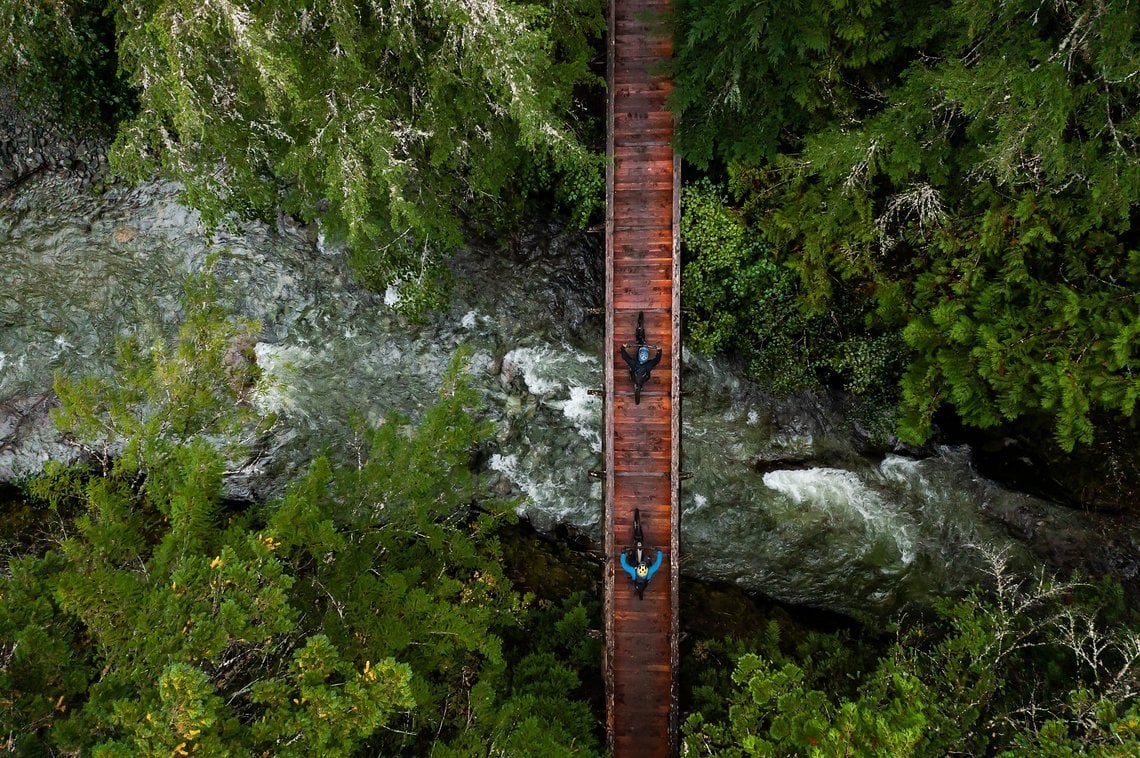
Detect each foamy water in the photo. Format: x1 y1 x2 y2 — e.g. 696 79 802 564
763 467 917 565
550 385 602 452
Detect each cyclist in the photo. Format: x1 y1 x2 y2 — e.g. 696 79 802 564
620 548 663 599
620 311 662 404
619 508 664 599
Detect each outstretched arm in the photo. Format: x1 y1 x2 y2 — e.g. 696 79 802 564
644 549 664 581
619 551 639 582
645 348 663 370
619 345 638 370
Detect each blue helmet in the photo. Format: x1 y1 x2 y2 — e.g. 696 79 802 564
638 345 650 363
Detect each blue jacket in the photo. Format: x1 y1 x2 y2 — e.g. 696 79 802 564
620 549 663 583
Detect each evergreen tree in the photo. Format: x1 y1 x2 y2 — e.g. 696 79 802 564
0 278 602 754
108 0 605 310
682 552 1140 756
672 0 1140 450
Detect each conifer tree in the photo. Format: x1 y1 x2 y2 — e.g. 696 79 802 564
108 0 604 309
672 0 1139 449
1 277 602 754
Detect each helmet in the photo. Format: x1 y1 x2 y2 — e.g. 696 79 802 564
638 345 650 363
636 564 649 578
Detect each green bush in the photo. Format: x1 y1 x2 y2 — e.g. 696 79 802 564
683 551 1140 756
0 278 601 755
682 178 907 408
0 0 134 126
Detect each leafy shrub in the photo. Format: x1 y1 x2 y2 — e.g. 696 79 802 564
0 0 134 125
682 178 907 406
682 549 1140 756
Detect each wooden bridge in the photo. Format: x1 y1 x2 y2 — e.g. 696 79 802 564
602 0 679 755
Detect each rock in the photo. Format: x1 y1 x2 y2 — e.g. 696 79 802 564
112 226 137 243
223 335 259 396
0 393 79 482
494 476 514 499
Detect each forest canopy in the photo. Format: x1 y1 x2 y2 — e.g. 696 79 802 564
671 0 1140 451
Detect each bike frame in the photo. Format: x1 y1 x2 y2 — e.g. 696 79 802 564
633 508 645 565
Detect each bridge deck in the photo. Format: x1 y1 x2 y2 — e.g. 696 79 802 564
604 0 680 755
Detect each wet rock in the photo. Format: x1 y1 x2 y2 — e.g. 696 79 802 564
0 392 78 481
112 226 137 243
0 95 111 191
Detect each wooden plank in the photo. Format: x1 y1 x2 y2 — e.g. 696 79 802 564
614 124 672 140
613 502 670 514
614 93 672 110
613 602 671 618
615 143 672 161
612 407 672 431
613 364 672 386
614 285 672 311
610 302 675 337
613 475 671 493
611 645 671 662
615 7 671 25
615 19 672 37
615 174 674 193
615 187 672 208
613 231 672 248
614 81 673 99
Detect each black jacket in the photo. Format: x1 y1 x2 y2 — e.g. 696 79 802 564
620 345 662 385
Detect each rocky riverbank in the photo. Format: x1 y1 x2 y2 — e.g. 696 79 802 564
0 97 109 193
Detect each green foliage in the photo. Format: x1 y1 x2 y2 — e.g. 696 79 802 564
532 148 607 230
0 0 133 125
434 595 603 757
109 0 605 310
670 0 902 168
247 638 414 756
51 270 264 471
0 282 601 754
0 552 90 754
673 0 1140 450
267 364 521 740
270 377 603 754
683 554 1140 756
682 178 907 405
